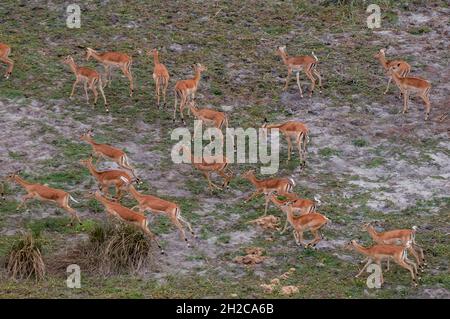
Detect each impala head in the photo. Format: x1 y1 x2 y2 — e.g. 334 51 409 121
62 55 75 65
80 129 94 141
194 63 207 73
373 48 386 59
344 240 357 250
79 157 93 167
85 47 96 61
242 169 255 179
276 46 286 56
5 170 21 182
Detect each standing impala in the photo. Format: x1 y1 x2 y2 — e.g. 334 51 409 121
374 48 411 96
6 171 81 226
181 145 233 191
242 170 295 215
128 185 195 247
276 46 322 98
389 68 431 120
0 43 14 79
80 129 138 180
362 223 425 269
148 48 170 108
346 240 418 286
85 47 134 97
63 56 108 111
80 157 134 200
92 191 164 254
188 102 229 141
262 119 309 165
173 63 207 124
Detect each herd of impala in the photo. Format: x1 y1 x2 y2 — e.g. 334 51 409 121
0 41 431 287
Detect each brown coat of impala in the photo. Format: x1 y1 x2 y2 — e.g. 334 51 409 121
93 191 164 254
148 48 170 107
85 47 134 97
287 210 329 248
362 223 425 269
242 169 296 215
188 102 229 141
80 129 137 179
389 68 431 120
6 171 81 226
0 43 14 79
173 63 207 124
374 48 411 96
80 157 133 200
276 46 322 98
128 185 195 246
63 56 108 111
346 240 419 286
262 119 309 165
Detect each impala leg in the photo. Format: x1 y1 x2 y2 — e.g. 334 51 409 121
245 190 261 203
421 95 431 120
396 258 417 285
305 68 316 97
284 68 292 91
70 79 79 98
91 82 98 106
402 91 409 114
307 229 322 248
122 66 134 97
178 214 195 237
263 193 271 215
295 72 303 98
17 193 34 210
162 78 169 106
0 56 14 78
142 223 164 255
83 82 89 104
280 216 289 234
155 78 160 107
171 216 190 247
413 243 426 266
356 258 372 278
285 135 292 162
408 246 423 269
376 260 384 285
384 76 392 95
312 68 322 92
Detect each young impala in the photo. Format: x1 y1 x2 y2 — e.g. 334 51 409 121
80 157 134 200
6 171 81 226
80 129 138 180
242 170 295 215
362 223 425 269
63 56 108 111
389 68 432 120
92 191 164 254
0 43 14 79
346 240 418 286
269 193 321 233
188 102 229 141
85 47 134 96
128 185 195 246
262 119 309 165
276 46 322 98
173 63 207 124
181 145 233 191
147 48 169 107
374 48 411 96
287 210 330 249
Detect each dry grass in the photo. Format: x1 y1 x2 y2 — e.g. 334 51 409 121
4 232 45 281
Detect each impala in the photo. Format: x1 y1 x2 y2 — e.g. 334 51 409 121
80 157 134 200
262 119 309 165
128 185 195 246
6 171 81 226
242 169 295 215
63 56 108 111
346 240 418 286
148 48 170 107
92 191 164 254
374 48 411 96
80 129 138 180
0 43 14 79
362 223 425 269
85 47 134 96
269 193 321 233
389 68 431 120
173 63 207 124
181 145 233 191
276 46 322 98
287 210 330 248
188 102 229 141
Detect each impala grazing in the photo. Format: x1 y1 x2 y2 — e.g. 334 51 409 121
287 210 330 248
148 48 170 107
346 240 418 286
181 145 233 191
374 48 411 96
80 129 138 180
173 63 207 124
80 157 134 200
0 43 14 79
388 68 432 120
276 46 322 98
128 185 195 246
85 47 134 97
262 119 309 165
363 223 425 269
63 56 108 111
92 191 164 254
6 171 81 226
242 170 295 215
269 193 320 233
